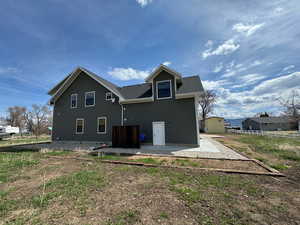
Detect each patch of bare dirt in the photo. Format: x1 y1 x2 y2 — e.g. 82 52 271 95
37 163 199 225
2 157 83 200
2 153 300 225
128 155 269 173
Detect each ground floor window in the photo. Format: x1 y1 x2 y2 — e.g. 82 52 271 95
97 117 107 134
76 118 84 134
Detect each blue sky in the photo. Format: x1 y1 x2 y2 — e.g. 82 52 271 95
0 0 300 118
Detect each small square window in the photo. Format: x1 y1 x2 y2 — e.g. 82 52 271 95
85 91 95 107
76 119 84 134
70 94 77 109
97 117 107 134
106 92 112 101
157 80 172 99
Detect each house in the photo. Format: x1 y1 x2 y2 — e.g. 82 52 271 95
48 65 204 146
0 125 20 135
242 116 298 131
202 117 225 134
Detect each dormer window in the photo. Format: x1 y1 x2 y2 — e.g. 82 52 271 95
106 92 112 101
85 91 95 107
70 94 77 109
156 80 172 100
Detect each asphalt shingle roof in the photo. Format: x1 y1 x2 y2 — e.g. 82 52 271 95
176 76 204 94
119 83 153 99
48 67 204 101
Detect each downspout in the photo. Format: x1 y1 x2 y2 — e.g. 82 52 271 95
119 102 124 126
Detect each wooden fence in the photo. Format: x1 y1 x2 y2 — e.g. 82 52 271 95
112 125 140 148
228 129 300 139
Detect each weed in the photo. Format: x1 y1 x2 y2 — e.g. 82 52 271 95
43 151 72 156
99 155 124 161
159 212 169 219
132 157 161 165
172 159 200 167
255 157 268 164
0 152 39 183
172 186 204 203
31 170 104 208
106 209 140 225
271 164 290 170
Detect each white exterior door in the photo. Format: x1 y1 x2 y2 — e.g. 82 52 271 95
152 122 165 146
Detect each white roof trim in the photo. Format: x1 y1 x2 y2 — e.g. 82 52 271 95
175 92 201 99
120 97 153 104
50 67 124 104
145 64 182 82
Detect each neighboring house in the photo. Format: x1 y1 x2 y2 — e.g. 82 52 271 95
242 117 298 131
48 65 204 146
202 117 225 134
0 125 20 134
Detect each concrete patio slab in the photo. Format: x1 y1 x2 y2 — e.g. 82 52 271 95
15 135 247 160
98 136 247 159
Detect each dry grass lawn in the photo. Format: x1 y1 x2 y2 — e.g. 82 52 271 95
0 136 50 148
0 147 300 225
214 134 300 172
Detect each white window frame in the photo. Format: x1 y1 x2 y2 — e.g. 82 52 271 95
76 118 84 134
85 91 96 107
156 80 172 100
97 116 107 134
70 94 78 109
106 92 112 101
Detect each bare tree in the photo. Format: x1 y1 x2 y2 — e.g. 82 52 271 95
198 90 217 132
0 116 6 125
278 90 300 119
254 112 273 117
6 106 27 136
25 104 52 138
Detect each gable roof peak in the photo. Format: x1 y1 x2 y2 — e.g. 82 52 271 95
145 64 182 82
49 66 125 104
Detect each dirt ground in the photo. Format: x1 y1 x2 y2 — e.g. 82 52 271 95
127 155 269 173
1 150 300 225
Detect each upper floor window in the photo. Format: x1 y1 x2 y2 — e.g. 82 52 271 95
156 80 172 99
106 92 112 101
76 118 84 134
70 94 78 109
85 91 95 107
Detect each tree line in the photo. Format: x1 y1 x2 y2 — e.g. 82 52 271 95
1 104 52 137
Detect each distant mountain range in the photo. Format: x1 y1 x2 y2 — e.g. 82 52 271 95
224 118 245 128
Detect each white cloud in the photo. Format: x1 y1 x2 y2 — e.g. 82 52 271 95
232 23 265 37
282 65 295 71
213 63 223 73
221 60 263 78
240 73 266 83
252 72 300 95
108 67 150 81
232 73 266 88
205 40 213 48
162 61 172 66
222 71 236 78
202 79 229 90
136 0 153 8
251 60 263 67
202 71 300 118
202 39 240 59
0 67 19 74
